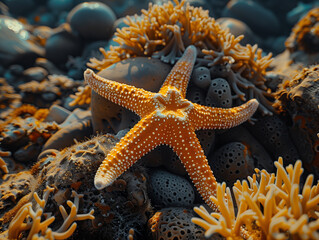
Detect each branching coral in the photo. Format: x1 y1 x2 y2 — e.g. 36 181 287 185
0 151 10 174
69 85 91 107
192 157 319 239
88 0 274 114
7 186 95 240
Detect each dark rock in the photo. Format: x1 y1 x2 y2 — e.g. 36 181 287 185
0 16 44 67
67 2 116 41
222 0 281 37
45 25 82 67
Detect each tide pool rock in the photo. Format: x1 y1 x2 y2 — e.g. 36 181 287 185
148 208 205 240
4 0 35 16
210 142 254 185
149 170 195 207
217 17 257 45
45 26 82 66
205 78 232 108
67 2 116 41
48 0 74 13
222 0 280 37
0 16 44 67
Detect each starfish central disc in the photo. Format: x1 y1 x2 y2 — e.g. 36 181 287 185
153 88 193 119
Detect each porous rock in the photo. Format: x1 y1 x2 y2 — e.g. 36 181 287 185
246 115 300 165
192 66 211 89
149 170 195 207
205 78 232 108
218 126 274 172
148 207 205 240
210 142 254 185
186 85 206 106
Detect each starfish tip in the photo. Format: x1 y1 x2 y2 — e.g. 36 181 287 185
250 98 259 108
94 177 107 190
84 69 94 82
186 44 197 53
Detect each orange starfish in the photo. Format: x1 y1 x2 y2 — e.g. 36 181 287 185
84 45 259 209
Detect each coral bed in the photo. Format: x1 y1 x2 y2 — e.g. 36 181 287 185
88 0 273 115
0 0 318 239
192 158 319 239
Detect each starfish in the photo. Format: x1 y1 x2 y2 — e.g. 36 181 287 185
84 45 259 209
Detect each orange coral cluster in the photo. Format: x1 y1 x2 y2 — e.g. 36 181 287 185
5 186 94 240
0 104 48 132
286 8 319 53
192 157 319 239
88 0 273 114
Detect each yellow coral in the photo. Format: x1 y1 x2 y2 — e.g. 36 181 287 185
0 150 10 174
7 186 95 240
192 157 319 239
69 85 91 107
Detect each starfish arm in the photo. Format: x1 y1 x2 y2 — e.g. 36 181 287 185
190 99 259 130
94 112 163 190
159 45 197 98
166 121 219 211
84 69 155 117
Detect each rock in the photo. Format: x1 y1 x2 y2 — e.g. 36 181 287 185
192 66 211 89
247 115 300 165
23 67 48 82
186 85 206 105
36 134 151 239
42 118 92 151
210 142 254 185
0 171 35 218
44 105 71 124
67 2 116 41
222 0 280 37
48 0 74 13
217 17 258 45
205 78 232 108
97 0 149 17
148 208 205 240
218 126 274 172
149 170 195 207
45 26 82 67
4 0 35 16
0 16 44 67
274 65 319 168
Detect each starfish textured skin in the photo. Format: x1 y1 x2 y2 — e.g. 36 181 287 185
84 45 259 209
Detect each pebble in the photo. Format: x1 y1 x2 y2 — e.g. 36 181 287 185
222 0 281 37
67 2 116 41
